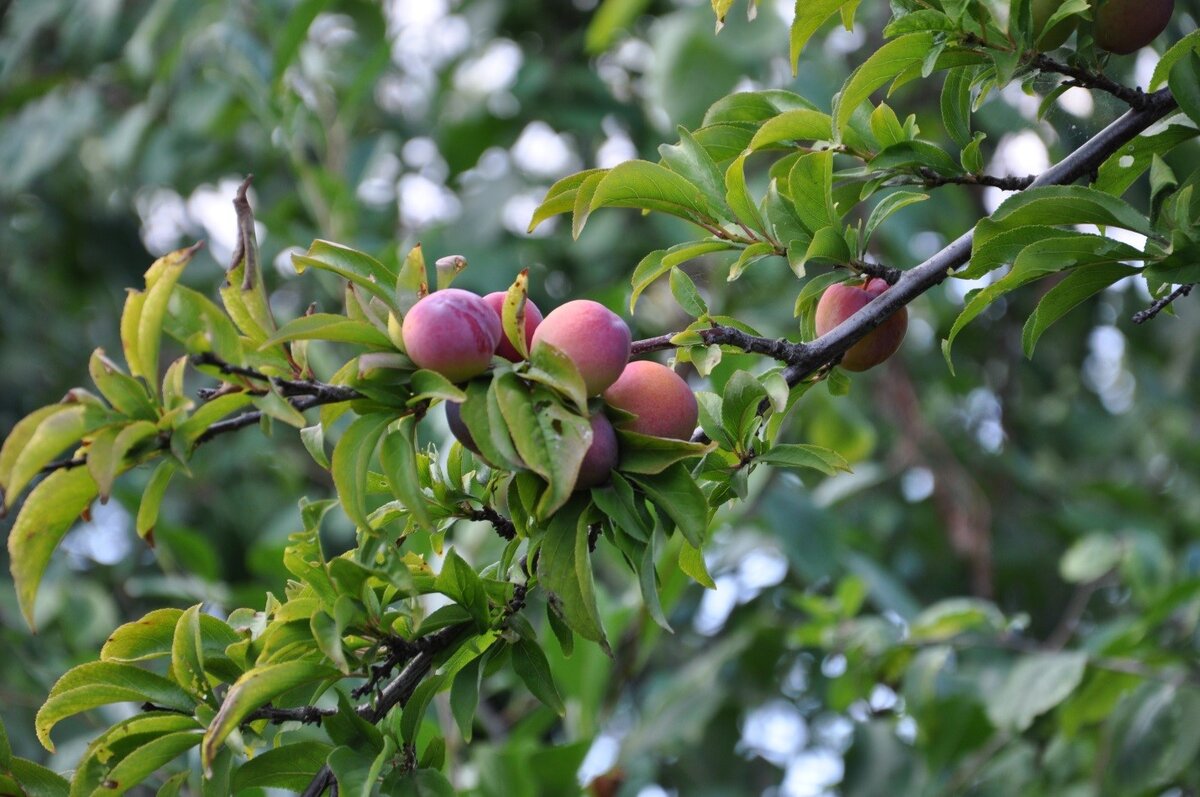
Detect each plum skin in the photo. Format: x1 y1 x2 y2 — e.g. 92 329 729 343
401 289 501 383
1095 0 1173 55
814 278 908 372
530 300 631 396
603 361 699 441
482 292 543 361
576 413 619 490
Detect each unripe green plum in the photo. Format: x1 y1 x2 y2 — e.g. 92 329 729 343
603 360 698 440
1095 0 1173 54
444 401 479 455
1033 0 1077 49
575 413 619 491
814 278 908 372
482 292 543 361
401 289 501 383
530 300 631 395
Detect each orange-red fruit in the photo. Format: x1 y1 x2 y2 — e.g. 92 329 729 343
575 413 619 491
1095 0 1173 54
814 278 908 372
482 292 543 361
530 300 631 395
603 361 699 440
401 289 501 383
444 402 479 454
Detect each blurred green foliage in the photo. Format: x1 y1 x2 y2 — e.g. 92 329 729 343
4 0 1200 794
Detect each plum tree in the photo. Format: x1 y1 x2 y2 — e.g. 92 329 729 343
1033 0 1077 49
814 278 908 372
575 413 619 490
603 361 699 441
401 289 501 382
482 291 543 361
1095 0 1174 54
530 299 631 395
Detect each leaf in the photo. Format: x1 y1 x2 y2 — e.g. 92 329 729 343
940 66 973 148
5 404 104 506
908 598 1005 642
9 467 98 629
787 151 837 233
660 127 730 216
630 240 734 312
789 0 855 72
493 374 591 519
36 662 193 751
83 731 203 796
329 738 396 797
460 379 523 471
436 548 490 632
628 464 708 547
260 314 393 349
524 342 589 414
7 758 68 797
450 655 484 742
615 431 713 475
589 160 724 225
292 240 400 316
669 268 708 317
679 540 716 589
747 109 834 151
201 660 340 775
871 140 962 176
833 33 936 136
231 741 333 792
1022 263 1138 356
1150 29 1200 90
136 460 177 541
379 417 435 533
331 413 392 532
1094 124 1198 198
172 605 214 702
756 444 851 475
727 241 778 281
723 154 764 233
89 349 157 420
975 186 1153 246
502 269 532 360
137 245 196 397
511 637 566 715
1106 683 1200 794
721 370 768 447
1060 534 1123 584
1169 52 1200 127
864 191 929 247
539 497 608 649
985 651 1087 732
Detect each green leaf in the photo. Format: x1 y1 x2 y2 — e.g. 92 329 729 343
9 467 98 629
570 170 607 239
985 651 1087 732
1107 683 1200 794
747 109 834 151
615 431 713 475
940 66 973 148
1060 534 1123 584
36 662 193 751
669 268 708 317
660 127 730 216
512 637 565 715
5 404 105 506
84 731 203 796
528 169 606 233
89 349 157 420
908 598 1005 642
292 240 400 316
450 655 484 742
494 374 591 519
871 140 962 176
539 497 608 649
231 741 333 792
1022 263 1138 356
756 444 851 475
524 342 589 414
329 737 396 797
679 540 716 589
833 33 936 136
721 370 767 447
723 154 765 233
864 191 928 247
7 758 68 797
136 245 196 397
380 417 435 533
1169 52 1200 127
436 548 490 632
201 660 339 775
0 405 68 503
790 0 855 72
136 459 177 541
630 240 735 312
589 160 724 225
332 413 392 532
728 242 778 281
628 464 708 547
396 244 429 315
1150 29 1200 90
975 186 1153 246
787 151 837 233
502 269 532 360
460 380 523 471
1094 124 1198 198
260 314 393 349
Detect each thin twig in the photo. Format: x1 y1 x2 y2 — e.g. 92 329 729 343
1031 53 1150 110
630 324 801 362
465 504 517 540
1132 283 1193 324
917 168 1036 191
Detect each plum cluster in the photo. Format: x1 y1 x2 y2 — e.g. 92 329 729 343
401 287 698 491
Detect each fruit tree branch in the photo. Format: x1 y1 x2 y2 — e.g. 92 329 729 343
1132 283 1193 324
1030 53 1151 110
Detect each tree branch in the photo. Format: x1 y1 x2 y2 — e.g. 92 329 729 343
917 168 1036 191
1132 283 1193 324
190 352 363 402
463 503 517 540
630 325 801 361
1031 53 1151 110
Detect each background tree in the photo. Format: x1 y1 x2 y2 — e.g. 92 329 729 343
2 1 1200 795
